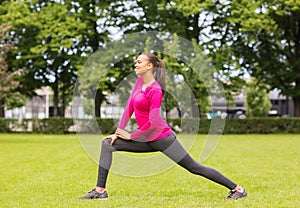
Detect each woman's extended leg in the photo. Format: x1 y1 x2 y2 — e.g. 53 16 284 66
150 133 237 190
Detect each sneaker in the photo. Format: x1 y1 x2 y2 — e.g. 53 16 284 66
79 188 108 200
226 189 247 200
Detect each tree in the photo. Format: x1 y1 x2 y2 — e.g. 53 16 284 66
0 1 42 102
163 38 210 118
111 1 213 116
245 78 272 117
243 1 300 117
182 0 300 116
28 2 86 117
1 1 86 117
66 0 129 118
0 24 24 117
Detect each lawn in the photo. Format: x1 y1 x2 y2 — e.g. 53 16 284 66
0 133 299 208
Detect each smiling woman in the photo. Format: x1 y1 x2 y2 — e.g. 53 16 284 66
79 53 247 201
134 53 166 95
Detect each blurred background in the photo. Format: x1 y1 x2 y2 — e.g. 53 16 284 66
0 0 299 133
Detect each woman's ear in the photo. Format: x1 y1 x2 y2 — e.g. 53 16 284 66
147 62 153 70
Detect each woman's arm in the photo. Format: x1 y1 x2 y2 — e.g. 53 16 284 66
118 96 134 129
118 77 142 129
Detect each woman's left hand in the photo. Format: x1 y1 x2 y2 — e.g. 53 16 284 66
115 128 131 140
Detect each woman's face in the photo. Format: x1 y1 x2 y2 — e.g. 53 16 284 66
134 55 153 76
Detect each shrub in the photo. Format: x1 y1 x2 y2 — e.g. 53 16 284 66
31 118 74 134
0 117 299 134
0 118 14 133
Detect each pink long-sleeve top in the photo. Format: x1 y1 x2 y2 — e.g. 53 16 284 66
118 76 173 142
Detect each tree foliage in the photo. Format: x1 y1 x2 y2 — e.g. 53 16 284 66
1 0 299 118
245 78 272 117
180 0 300 116
1 1 86 117
228 0 300 116
0 24 25 117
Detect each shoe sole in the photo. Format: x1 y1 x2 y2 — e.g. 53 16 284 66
226 194 247 200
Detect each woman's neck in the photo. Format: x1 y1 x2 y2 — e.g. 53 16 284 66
141 74 155 85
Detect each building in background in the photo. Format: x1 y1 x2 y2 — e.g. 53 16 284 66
208 88 294 119
5 86 52 119
269 89 294 117
5 87 295 119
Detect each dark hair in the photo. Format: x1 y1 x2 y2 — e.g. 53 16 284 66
142 53 166 96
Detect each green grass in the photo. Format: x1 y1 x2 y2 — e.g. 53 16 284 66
0 134 299 208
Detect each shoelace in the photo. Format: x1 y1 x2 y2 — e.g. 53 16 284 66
88 189 97 194
228 190 237 197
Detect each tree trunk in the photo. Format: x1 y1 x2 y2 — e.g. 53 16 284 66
165 94 169 119
191 92 199 117
91 0 100 53
61 81 65 117
176 106 182 118
293 97 300 117
0 98 5 118
192 13 200 43
95 89 102 118
294 77 300 117
53 71 59 117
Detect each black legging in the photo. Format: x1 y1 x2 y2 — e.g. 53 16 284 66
97 133 237 190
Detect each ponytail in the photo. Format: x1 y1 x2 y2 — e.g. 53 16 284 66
154 59 166 96
142 53 166 96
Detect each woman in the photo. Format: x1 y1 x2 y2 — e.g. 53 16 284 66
80 53 247 200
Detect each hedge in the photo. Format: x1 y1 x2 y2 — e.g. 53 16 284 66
0 118 117 134
0 117 299 134
0 118 14 133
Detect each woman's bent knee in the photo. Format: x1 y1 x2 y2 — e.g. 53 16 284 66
101 138 112 150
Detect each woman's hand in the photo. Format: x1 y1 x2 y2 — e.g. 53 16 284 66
102 134 118 145
115 128 131 141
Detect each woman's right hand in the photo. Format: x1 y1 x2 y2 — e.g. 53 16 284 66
102 134 118 145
